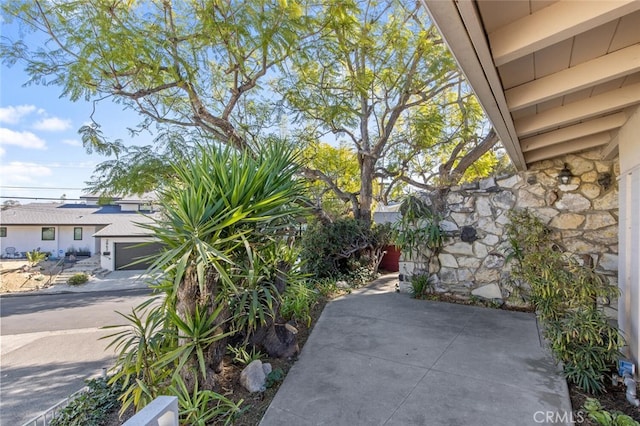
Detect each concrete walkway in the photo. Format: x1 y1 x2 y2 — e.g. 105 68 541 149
261 275 573 426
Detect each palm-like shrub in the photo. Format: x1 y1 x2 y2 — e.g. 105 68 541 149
107 142 307 416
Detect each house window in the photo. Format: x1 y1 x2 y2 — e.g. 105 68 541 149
0 227 6 237
42 227 55 241
74 227 83 240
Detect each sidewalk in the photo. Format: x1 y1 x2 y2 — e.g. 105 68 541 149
260 274 573 426
37 271 155 294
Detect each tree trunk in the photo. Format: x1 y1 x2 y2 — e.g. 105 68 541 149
358 155 375 227
176 266 230 391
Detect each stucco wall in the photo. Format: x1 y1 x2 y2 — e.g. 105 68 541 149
399 148 619 313
1 225 96 258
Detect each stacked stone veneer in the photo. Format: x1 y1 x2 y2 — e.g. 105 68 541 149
398 149 619 306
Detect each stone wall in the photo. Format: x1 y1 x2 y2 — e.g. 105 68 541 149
398 149 619 307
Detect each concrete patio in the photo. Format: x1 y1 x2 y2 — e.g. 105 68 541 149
261 274 573 426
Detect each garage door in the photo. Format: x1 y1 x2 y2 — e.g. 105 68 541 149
114 242 164 270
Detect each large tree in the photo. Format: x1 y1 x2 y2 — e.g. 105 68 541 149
278 0 500 223
1 0 311 192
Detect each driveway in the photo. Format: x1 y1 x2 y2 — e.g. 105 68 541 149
261 275 572 426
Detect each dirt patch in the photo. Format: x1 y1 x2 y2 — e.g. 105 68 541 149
0 260 63 293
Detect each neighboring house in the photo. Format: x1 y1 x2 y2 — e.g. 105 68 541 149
0 194 162 271
423 1 640 366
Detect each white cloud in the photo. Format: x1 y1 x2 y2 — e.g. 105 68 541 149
0 128 47 150
0 105 37 124
33 117 72 132
62 139 83 147
1 162 53 185
0 146 5 157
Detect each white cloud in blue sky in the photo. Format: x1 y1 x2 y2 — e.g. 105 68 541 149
0 104 37 124
62 139 82 147
0 127 47 150
32 117 72 132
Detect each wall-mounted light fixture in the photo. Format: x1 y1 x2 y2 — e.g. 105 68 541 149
558 163 573 185
597 172 612 191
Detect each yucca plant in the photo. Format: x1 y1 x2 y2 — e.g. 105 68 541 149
134 142 307 389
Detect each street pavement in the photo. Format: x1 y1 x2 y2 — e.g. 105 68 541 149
1 272 154 425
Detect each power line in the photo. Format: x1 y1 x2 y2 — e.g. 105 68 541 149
1 186 85 191
0 196 85 201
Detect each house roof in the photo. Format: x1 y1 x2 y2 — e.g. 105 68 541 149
92 220 154 237
0 203 157 229
423 0 640 170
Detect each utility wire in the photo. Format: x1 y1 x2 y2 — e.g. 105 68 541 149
1 186 85 190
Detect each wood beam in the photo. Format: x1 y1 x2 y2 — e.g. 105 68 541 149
506 44 640 111
489 0 640 66
524 132 611 163
601 131 620 160
520 113 628 152
515 82 640 137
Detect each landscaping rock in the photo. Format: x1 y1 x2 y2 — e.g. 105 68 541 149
262 362 273 376
240 360 267 393
336 281 349 289
471 283 502 301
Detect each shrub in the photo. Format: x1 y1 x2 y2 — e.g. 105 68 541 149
68 273 89 285
409 273 431 299
505 209 622 394
583 398 640 426
227 344 265 366
26 250 47 267
300 218 389 279
50 377 121 426
281 281 319 326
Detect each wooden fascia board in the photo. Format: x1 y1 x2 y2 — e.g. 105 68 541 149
515 82 640 137
506 43 640 111
520 112 628 152
422 0 527 170
489 0 640 66
601 131 620 160
524 132 611 163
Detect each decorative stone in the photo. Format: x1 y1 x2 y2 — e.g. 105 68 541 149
438 253 458 268
475 268 501 285
497 174 522 189
593 189 618 210
527 183 546 197
457 268 474 282
439 267 457 283
447 192 464 204
581 170 598 183
399 262 415 276
536 172 559 187
479 177 497 191
580 183 601 199
518 190 545 208
476 197 492 217
586 225 618 245
458 257 481 268
483 253 505 269
451 212 470 226
594 162 610 173
534 207 560 223
460 226 477 242
563 238 592 253
482 234 500 246
566 156 595 175
336 280 350 289
495 213 510 225
529 160 555 171
477 217 503 236
473 242 489 258
471 283 502 300
584 212 616 230
492 191 516 209
598 253 618 272
439 220 458 232
555 193 591 211
608 245 618 254
445 242 474 256
561 230 582 238
558 184 579 192
240 360 267 393
262 362 273 376
550 213 585 229
461 181 479 190
545 190 559 205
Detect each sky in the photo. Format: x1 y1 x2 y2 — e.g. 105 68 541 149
0 20 153 204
